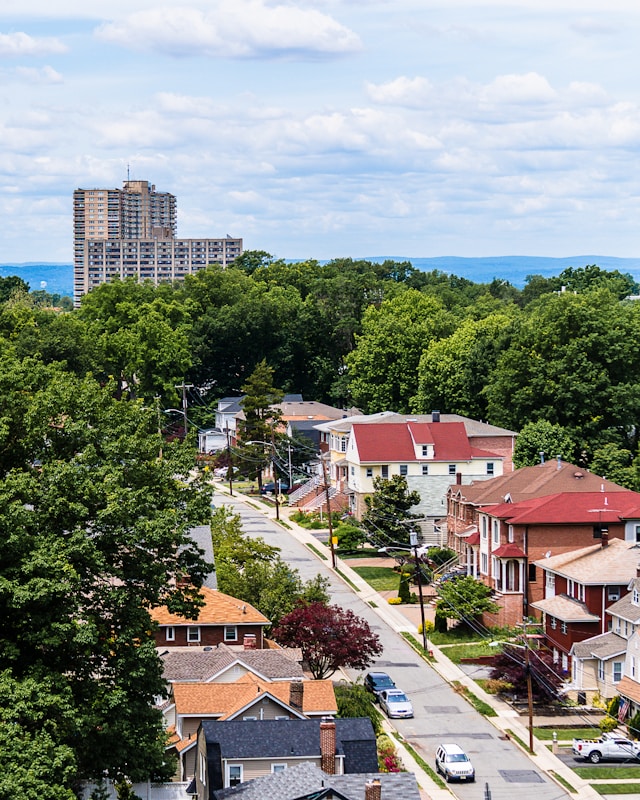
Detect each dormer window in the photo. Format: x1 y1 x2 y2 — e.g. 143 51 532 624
634 588 640 605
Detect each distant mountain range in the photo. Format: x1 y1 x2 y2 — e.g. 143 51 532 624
3 255 640 299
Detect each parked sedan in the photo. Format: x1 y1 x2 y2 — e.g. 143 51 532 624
378 689 414 719
364 671 396 699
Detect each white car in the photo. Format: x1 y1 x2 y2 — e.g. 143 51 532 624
378 689 414 718
435 743 475 782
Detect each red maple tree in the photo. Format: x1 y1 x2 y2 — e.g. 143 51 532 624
272 601 383 679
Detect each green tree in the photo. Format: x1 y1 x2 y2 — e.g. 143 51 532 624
334 681 383 734
436 576 500 623
210 507 329 625
361 475 420 548
237 360 284 489
590 443 634 488
346 290 454 412
512 420 579 468
0 366 211 788
412 312 513 418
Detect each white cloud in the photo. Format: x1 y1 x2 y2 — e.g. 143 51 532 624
480 72 557 105
0 31 67 57
365 76 432 108
96 1 362 59
13 65 63 83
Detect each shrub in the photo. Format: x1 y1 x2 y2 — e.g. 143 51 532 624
434 608 448 633
336 524 367 551
628 711 640 740
398 572 412 603
418 620 434 636
606 695 620 717
388 597 402 605
599 716 618 733
377 734 403 773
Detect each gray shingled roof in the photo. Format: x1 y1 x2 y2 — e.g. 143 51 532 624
607 588 640 624
570 632 627 660
160 644 304 683
212 761 421 800
201 718 376 766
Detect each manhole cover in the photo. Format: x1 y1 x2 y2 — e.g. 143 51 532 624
499 770 545 783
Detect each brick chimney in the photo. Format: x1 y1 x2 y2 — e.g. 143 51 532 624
365 779 382 800
243 633 257 649
601 528 609 548
289 681 304 710
319 719 336 775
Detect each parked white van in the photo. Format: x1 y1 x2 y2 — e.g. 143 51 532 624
435 743 475 782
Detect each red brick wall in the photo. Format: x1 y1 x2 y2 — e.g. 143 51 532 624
469 435 515 473
154 624 266 648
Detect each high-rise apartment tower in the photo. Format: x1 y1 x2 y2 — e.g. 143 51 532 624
73 179 242 305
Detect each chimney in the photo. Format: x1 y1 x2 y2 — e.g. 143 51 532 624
289 681 304 710
601 529 609 548
365 779 382 800
456 471 462 485
432 410 440 423
243 634 257 649
319 719 336 775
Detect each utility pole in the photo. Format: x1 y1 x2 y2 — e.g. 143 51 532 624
155 395 163 459
410 530 428 651
518 619 537 754
175 381 193 439
226 425 233 496
320 455 336 569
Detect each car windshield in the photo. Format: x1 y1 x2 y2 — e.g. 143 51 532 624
448 754 469 762
388 693 408 702
374 676 394 687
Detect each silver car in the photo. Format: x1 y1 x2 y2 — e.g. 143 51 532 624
378 689 414 718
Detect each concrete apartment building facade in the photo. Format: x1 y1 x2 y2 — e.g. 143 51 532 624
73 179 242 305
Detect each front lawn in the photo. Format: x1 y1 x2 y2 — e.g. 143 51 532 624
535 727 602 741
437 641 497 664
574 766 640 780
351 566 400 592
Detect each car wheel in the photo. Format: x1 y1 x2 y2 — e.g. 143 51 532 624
445 773 452 783
589 751 602 764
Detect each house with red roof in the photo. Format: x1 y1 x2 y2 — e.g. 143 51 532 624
460 489 640 627
298 412 515 523
150 586 270 649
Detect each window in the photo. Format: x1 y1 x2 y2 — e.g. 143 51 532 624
636 524 640 544
271 764 287 774
187 626 200 643
546 573 555 592
200 753 207 785
481 553 488 574
634 588 639 605
481 517 487 539
487 462 494 476
598 660 605 681
550 616 557 630
613 661 623 682
448 464 456 475
242 716 257 720
366 467 373 478
528 564 537 582
224 626 237 642
340 437 347 453
381 465 389 479
422 445 428 456
399 464 408 476
508 524 514 543
422 464 429 475
165 626 175 641
227 765 243 787
492 519 499 545
561 621 567 635
350 466 355 476
608 586 621 601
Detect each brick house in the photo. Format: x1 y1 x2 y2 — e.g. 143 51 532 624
458 489 640 627
531 538 640 679
150 586 270 649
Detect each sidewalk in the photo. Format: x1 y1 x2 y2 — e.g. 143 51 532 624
213 483 602 800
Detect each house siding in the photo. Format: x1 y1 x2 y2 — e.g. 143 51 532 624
154 623 265 649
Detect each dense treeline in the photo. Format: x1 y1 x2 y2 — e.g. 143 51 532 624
3 257 640 481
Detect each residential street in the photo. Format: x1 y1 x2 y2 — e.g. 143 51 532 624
212 487 581 800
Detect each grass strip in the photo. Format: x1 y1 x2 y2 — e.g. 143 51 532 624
593 783 640 795
574 766 640 780
535 727 602 741
451 681 497 717
306 542 329 561
548 770 577 793
505 728 532 754
277 520 292 529
401 632 436 662
390 733 446 788
335 569 360 591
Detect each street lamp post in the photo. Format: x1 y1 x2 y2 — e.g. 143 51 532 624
410 530 428 652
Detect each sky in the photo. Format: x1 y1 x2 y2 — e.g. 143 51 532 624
2 0 640 262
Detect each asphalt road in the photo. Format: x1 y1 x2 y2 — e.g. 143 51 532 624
214 490 571 800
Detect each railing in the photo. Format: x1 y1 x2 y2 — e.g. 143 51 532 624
302 486 337 511
288 475 321 504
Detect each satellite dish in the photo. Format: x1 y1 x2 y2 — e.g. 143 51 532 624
40 280 47 289
545 550 551 558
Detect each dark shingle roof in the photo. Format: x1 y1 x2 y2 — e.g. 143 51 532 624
212 761 421 800
160 644 304 683
201 718 375 763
